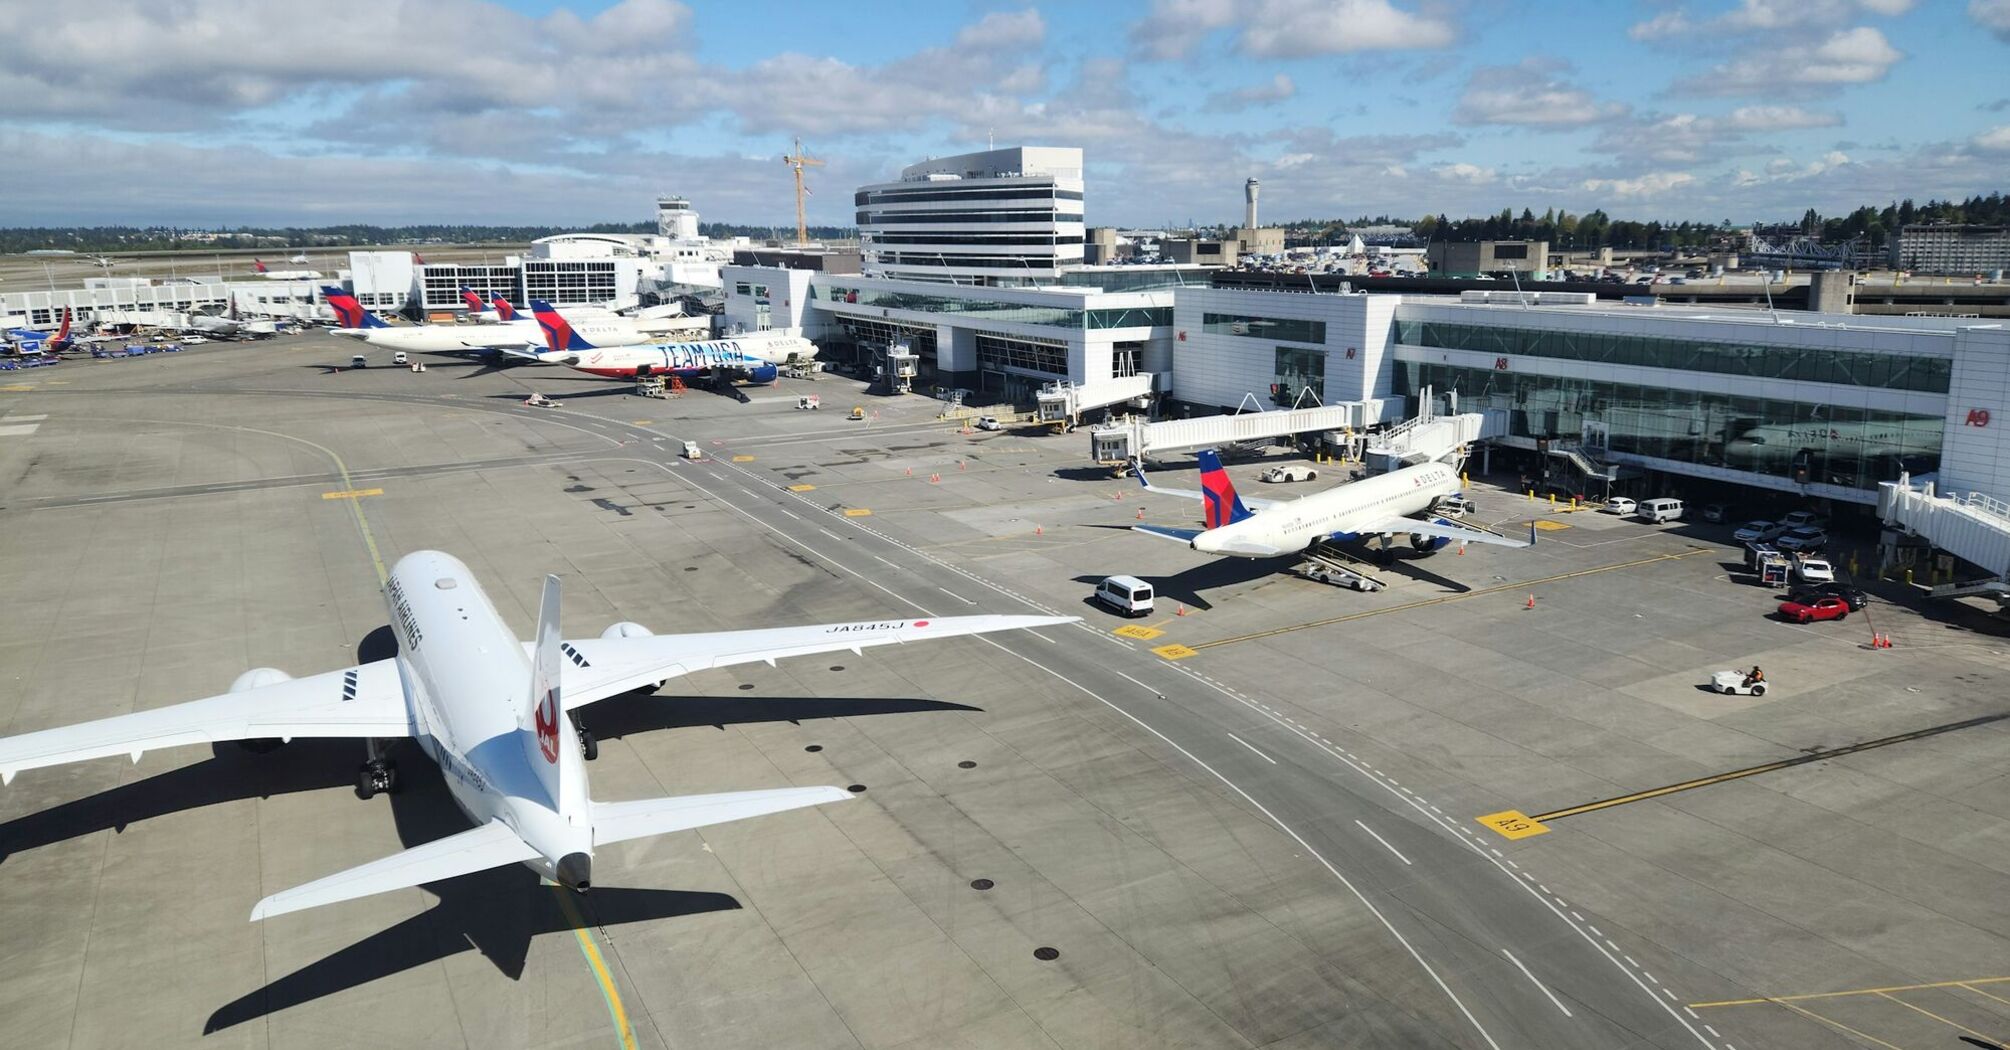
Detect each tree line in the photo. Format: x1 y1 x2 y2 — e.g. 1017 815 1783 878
0 221 859 255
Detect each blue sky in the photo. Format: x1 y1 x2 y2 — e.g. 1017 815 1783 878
1 0 2006 228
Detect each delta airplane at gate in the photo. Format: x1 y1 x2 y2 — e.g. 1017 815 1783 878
0 550 1069 921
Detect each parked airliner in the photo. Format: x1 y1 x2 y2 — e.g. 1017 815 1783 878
0 550 1071 921
530 301 813 382
1131 451 1531 559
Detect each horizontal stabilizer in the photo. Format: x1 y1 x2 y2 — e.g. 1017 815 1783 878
251 819 537 921
594 786 853 846
1131 524 1203 544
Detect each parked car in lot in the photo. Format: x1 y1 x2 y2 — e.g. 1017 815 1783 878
974 415 1003 431
1780 510 1830 532
1700 503 1729 524
1778 595 1851 623
1604 497 1637 515
1789 583 1868 611
1776 527 1829 553
1260 464 1319 483
1637 497 1684 523
1790 557 1836 585
1733 519 1785 543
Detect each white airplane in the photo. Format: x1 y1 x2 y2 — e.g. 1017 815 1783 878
531 301 815 383
323 288 738 366
0 550 1071 921
1131 450 1532 559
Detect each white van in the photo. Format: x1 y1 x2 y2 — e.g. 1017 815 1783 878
1094 575 1155 617
392 351 409 366
1637 497 1684 523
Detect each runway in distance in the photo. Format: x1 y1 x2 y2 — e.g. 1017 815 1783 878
0 550 1072 921
1131 450 1532 558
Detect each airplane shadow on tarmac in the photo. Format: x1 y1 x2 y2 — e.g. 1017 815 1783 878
1076 529 1472 610
0 624 981 1034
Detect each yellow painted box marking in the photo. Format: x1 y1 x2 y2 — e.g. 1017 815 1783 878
1114 625 1165 640
842 507 873 517
1477 810 1550 840
322 488 384 500
1152 643 1199 660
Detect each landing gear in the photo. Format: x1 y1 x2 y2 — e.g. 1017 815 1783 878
572 714 599 761
356 738 399 799
356 760 398 799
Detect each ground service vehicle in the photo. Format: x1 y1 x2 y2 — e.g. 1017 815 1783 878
1261 464 1319 483
1637 498 1684 523
1094 575 1154 617
1709 670 1770 696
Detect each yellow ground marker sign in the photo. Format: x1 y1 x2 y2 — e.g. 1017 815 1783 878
1532 519 1573 532
0 385 33 392
321 488 384 501
842 508 872 517
731 454 755 462
1477 810 1550 840
1114 624 1164 640
1152 643 1199 660
631 419 652 425
788 484 816 492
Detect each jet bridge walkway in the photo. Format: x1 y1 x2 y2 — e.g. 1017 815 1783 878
1879 474 2010 607
1088 399 1401 462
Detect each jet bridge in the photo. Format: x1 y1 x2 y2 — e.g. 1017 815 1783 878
1879 474 2010 607
1088 398 1402 463
1036 375 1155 427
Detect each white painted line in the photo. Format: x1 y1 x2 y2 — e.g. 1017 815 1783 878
776 509 800 520
873 555 898 568
1624 955 1638 967
737 487 755 497
1703 1024 1719 1037
1026 630 1059 644
1113 670 1161 695
4 414 47 421
937 587 976 604
1685 1008 1700 1021
0 423 41 436
1663 989 1678 1001
1644 972 1658 984
816 527 838 540
1354 820 1412 865
1226 732 1277 765
1501 948 1574 1018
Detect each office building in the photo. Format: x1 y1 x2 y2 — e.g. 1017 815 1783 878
1890 224 2010 276
855 146 1085 286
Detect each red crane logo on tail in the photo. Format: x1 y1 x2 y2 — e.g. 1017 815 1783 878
535 688 560 763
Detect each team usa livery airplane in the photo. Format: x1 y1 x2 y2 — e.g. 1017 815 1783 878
0 550 1071 921
1131 450 1532 559
529 301 815 382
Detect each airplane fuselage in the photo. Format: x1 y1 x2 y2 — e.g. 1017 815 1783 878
1195 462 1461 557
562 337 803 381
383 551 590 884
336 319 645 354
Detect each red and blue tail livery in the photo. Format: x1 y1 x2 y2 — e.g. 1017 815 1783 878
532 300 595 352
321 286 389 329
460 287 486 312
1196 450 1254 530
490 295 520 321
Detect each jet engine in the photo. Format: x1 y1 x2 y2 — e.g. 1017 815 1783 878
229 668 293 752
601 621 665 692
1409 533 1452 554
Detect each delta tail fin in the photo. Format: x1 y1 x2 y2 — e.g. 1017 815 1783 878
321 286 389 329
525 573 588 822
491 295 520 321
531 300 595 352
1196 450 1254 530
460 286 486 313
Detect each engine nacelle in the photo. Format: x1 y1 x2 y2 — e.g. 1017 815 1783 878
747 363 779 385
229 667 294 693
600 622 664 692
230 668 294 752
1409 533 1452 554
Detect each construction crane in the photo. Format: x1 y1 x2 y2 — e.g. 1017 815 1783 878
781 136 824 247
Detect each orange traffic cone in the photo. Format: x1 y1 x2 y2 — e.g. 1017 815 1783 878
1035 525 1044 536
1525 594 1536 609
1457 544 1466 556
1135 507 1146 520
905 466 913 477
929 473 941 483
1176 603 1188 616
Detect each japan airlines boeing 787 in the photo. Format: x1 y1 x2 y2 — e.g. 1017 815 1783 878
0 550 1071 921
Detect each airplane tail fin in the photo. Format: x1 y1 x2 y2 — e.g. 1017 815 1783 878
321 286 388 329
525 573 588 822
531 300 594 352
51 307 71 347
1196 450 1254 529
253 258 267 273
491 295 519 321
460 286 486 312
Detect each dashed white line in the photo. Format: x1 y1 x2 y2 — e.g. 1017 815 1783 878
777 509 800 520
1226 732 1278 765
937 586 975 604
1113 669 1162 696
1353 820 1412 865
1501 948 1574 1018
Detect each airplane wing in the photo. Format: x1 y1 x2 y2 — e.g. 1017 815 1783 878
593 786 853 846
1128 461 1283 510
0 660 413 784
1358 516 1533 549
556 614 1075 710
251 819 537 921
1132 524 1204 544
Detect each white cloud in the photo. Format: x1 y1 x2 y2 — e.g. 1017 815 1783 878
1678 26 1903 95
1204 73 1296 112
1453 59 1628 127
954 9 1046 50
1579 171 1698 198
1973 0 2010 40
1130 0 1453 59
1974 125 2010 152
1722 105 1845 130
1437 162 1496 184
1632 0 1914 40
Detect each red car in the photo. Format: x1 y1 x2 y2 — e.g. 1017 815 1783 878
1778 595 1850 623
